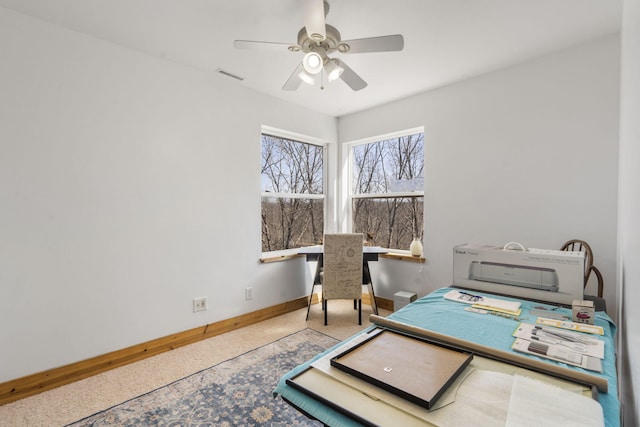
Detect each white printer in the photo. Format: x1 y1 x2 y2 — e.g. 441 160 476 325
453 243 584 305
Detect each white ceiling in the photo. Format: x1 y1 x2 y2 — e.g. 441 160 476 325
0 0 622 117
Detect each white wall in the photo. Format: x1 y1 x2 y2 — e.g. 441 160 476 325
618 0 640 424
0 8 336 382
339 36 621 319
0 6 628 403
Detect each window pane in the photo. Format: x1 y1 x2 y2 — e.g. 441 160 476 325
352 197 423 250
261 132 324 252
352 133 424 195
261 134 323 195
351 130 425 251
261 197 324 252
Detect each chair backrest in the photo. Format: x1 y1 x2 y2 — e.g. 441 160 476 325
322 233 363 300
560 239 604 297
560 239 594 285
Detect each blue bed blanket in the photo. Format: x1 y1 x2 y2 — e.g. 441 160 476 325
274 287 620 427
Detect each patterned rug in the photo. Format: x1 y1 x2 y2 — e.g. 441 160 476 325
67 329 339 426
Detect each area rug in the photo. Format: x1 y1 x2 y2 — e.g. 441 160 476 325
67 329 339 426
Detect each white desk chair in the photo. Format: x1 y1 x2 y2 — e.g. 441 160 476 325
321 233 364 325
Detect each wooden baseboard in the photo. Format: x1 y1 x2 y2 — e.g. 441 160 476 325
0 297 309 406
310 292 393 312
1 293 396 406
372 295 394 312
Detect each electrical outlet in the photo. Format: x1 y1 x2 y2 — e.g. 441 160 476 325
193 296 208 312
245 287 253 301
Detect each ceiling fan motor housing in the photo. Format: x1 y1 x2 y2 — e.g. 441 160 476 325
297 25 346 54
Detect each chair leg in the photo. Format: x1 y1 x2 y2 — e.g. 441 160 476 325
324 300 328 325
353 299 357 310
366 282 378 316
305 282 318 321
358 299 362 325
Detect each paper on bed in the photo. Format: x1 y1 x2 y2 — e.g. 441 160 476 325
506 375 604 427
511 338 603 372
513 323 605 359
444 289 521 313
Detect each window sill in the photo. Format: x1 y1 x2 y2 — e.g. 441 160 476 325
259 249 304 264
259 249 426 264
380 251 426 264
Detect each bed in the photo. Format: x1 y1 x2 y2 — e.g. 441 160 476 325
273 287 619 427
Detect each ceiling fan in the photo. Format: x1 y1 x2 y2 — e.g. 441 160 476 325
233 0 404 91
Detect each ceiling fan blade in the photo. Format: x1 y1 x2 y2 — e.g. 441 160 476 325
282 63 305 91
304 0 326 41
340 34 404 53
336 60 367 91
234 40 296 52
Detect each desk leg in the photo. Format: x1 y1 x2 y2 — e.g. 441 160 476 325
305 261 322 321
363 262 378 315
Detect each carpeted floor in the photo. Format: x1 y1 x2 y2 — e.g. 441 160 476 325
67 329 338 427
0 299 388 426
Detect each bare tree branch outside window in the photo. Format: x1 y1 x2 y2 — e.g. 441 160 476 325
261 134 324 252
352 132 424 250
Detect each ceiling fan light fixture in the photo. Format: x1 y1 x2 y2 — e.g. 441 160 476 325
298 68 316 85
325 59 343 82
302 51 323 74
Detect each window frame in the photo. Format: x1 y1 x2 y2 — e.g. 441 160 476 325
260 125 328 255
346 127 425 250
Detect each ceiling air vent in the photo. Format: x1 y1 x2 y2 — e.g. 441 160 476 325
216 68 244 81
